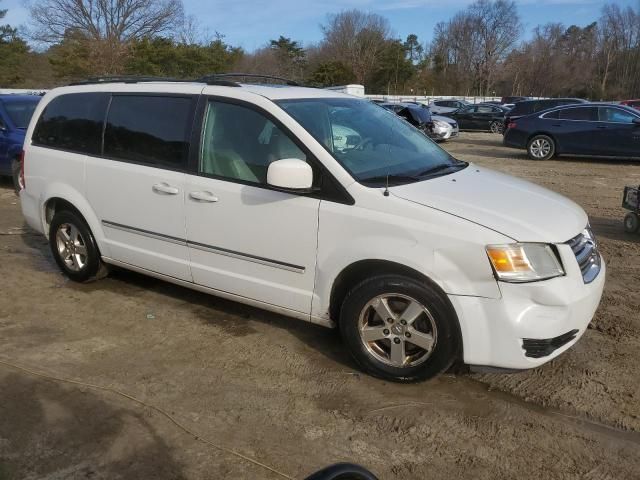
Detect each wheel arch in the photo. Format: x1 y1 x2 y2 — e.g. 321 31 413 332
40 188 108 256
329 259 464 360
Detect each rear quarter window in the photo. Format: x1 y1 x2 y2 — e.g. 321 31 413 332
32 93 109 155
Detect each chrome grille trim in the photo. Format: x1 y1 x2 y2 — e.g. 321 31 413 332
566 227 601 284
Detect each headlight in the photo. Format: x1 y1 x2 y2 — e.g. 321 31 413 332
486 243 564 282
432 120 448 130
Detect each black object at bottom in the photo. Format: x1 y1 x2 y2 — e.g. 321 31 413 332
522 329 579 358
305 463 378 480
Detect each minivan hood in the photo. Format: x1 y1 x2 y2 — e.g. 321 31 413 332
391 165 587 243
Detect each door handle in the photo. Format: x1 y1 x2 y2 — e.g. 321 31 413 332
596 125 607 129
152 182 180 195
189 191 219 203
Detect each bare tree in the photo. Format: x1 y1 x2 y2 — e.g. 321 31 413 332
320 10 390 84
30 0 184 74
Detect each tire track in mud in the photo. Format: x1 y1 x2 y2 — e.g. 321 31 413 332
462 376 640 445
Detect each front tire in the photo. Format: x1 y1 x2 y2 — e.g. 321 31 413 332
49 210 108 282
339 275 460 382
527 134 555 160
624 212 639 233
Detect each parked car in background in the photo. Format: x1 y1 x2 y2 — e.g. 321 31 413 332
380 102 434 135
428 99 470 114
501 96 529 105
503 103 640 160
0 94 41 193
381 102 458 141
504 98 587 132
620 99 640 111
20 77 605 382
430 114 459 141
447 104 510 133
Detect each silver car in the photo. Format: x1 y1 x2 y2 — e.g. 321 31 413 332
431 114 459 141
428 99 470 114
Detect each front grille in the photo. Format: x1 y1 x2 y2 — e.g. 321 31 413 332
566 227 601 284
522 329 579 358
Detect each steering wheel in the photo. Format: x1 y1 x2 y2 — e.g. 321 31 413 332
354 137 374 151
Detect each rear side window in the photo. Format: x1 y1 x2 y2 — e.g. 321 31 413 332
511 102 534 115
32 93 109 155
559 107 597 121
104 95 194 168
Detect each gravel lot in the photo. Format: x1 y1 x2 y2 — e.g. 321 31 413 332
1 132 639 480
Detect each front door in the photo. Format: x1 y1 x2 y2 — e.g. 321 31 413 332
86 93 198 281
184 99 320 315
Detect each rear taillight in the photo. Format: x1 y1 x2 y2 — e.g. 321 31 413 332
507 122 517 130
19 150 25 190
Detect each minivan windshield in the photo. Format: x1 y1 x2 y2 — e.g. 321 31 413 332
4 99 40 129
277 98 466 186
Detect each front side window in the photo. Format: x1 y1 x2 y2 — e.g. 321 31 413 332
5 99 40 129
559 107 597 121
278 98 465 186
599 107 637 124
104 95 193 168
33 93 109 154
200 101 308 184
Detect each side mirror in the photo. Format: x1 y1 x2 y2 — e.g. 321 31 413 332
267 158 313 192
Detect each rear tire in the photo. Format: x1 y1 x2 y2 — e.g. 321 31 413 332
624 212 639 233
11 158 21 195
489 121 502 134
339 275 460 382
527 134 555 160
49 210 108 282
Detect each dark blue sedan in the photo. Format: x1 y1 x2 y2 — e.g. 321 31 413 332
503 103 640 160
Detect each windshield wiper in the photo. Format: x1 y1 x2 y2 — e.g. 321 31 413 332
418 161 467 177
361 174 422 186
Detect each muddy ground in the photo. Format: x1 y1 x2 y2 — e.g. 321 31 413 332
1 132 639 480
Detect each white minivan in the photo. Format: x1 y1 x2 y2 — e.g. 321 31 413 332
20 77 605 381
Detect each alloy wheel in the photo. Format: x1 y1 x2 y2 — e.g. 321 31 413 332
357 294 437 368
530 138 551 159
55 223 88 272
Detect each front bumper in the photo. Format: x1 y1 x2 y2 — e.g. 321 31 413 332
449 248 606 370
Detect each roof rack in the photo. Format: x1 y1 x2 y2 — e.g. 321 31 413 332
68 73 301 88
198 73 300 86
69 75 241 87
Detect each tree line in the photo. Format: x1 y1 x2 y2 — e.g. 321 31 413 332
2 0 639 99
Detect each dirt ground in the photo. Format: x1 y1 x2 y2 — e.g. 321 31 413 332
1 132 639 480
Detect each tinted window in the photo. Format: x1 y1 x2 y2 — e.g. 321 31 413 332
104 95 193 168
201 101 307 184
477 106 494 113
599 107 637 123
559 107 597 121
4 99 40 129
33 93 109 154
511 102 535 115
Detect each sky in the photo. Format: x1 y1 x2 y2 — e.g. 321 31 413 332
3 0 638 51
